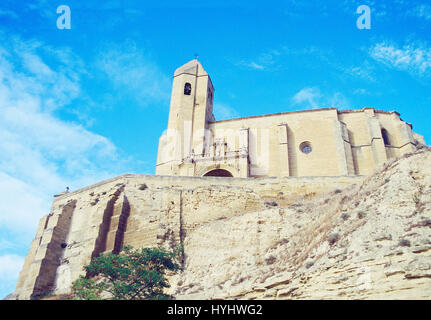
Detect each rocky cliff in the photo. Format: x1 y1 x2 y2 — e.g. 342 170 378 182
171 148 431 299
12 148 431 300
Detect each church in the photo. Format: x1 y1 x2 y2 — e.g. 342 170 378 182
11 60 428 301
156 59 425 178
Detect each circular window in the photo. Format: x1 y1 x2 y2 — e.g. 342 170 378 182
299 141 312 154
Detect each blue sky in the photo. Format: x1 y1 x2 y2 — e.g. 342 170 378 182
0 0 430 298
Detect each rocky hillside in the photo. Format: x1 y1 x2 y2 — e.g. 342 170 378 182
170 148 431 299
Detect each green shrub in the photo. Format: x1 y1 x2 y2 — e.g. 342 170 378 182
71 246 181 300
71 277 104 300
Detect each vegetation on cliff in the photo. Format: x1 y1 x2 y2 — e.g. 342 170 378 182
71 246 181 300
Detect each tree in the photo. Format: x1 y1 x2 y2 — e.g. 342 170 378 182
71 246 181 300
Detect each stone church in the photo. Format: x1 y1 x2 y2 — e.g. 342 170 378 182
156 59 425 178
11 60 428 300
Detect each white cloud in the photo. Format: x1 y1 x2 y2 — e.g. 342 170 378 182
292 87 321 109
213 103 240 121
291 87 349 110
247 62 265 70
0 255 25 281
411 4 431 21
370 41 431 76
235 49 282 71
0 36 176 298
0 9 18 19
0 34 140 299
0 254 24 299
0 46 118 176
0 37 84 113
97 42 171 106
0 35 129 246
345 61 376 82
0 172 50 232
353 88 369 95
329 92 350 109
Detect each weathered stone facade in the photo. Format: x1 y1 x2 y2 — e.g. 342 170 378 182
156 60 425 178
13 174 362 299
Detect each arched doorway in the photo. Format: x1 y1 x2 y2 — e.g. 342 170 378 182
203 169 233 177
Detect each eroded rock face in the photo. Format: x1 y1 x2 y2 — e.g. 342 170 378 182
170 149 431 300
12 149 431 300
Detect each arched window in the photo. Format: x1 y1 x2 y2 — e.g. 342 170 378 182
381 128 390 145
184 83 191 95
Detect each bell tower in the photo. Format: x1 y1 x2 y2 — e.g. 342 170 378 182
156 59 215 175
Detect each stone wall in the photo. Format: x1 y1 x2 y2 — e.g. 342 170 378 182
13 173 363 299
